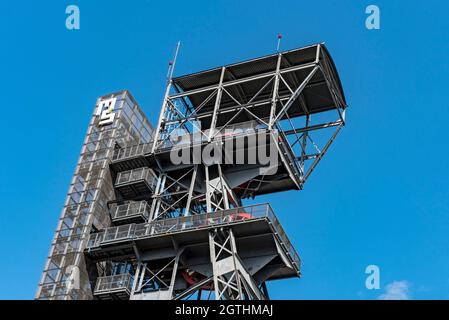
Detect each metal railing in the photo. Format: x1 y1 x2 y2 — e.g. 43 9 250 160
86 203 300 271
103 224 135 243
110 201 151 222
265 208 301 270
112 143 152 162
115 167 156 187
158 120 270 151
112 120 271 159
94 274 133 294
276 124 304 180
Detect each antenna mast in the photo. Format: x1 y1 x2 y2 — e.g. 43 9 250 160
166 41 181 83
276 33 282 52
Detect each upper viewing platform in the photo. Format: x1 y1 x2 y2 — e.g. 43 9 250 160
169 43 346 129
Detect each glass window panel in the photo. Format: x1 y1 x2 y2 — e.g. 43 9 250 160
43 275 55 284
46 269 59 281
81 152 95 163
58 228 71 238
48 257 63 270
85 142 97 152
63 216 74 228
84 189 97 203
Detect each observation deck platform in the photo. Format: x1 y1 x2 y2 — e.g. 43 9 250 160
171 44 346 128
110 122 303 195
85 203 300 281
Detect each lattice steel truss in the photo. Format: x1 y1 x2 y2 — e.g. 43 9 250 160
209 229 266 300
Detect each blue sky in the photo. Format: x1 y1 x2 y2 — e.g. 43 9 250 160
1 0 449 299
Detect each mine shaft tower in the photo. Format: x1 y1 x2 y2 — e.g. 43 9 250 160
36 43 347 300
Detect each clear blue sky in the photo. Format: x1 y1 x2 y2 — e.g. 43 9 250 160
1 0 449 299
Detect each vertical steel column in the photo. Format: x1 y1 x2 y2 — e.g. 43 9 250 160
217 164 230 210
228 229 243 298
208 67 226 141
268 54 282 129
131 261 142 295
152 81 173 153
167 249 184 298
208 230 221 300
204 166 212 213
208 228 265 300
184 165 198 216
150 174 167 220
152 42 181 153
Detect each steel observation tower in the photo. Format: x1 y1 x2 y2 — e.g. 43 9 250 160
36 43 347 300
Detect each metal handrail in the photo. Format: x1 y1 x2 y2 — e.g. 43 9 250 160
110 201 150 221
112 120 271 158
94 273 133 293
158 122 271 151
115 167 156 187
276 123 303 177
112 143 152 162
86 203 300 270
